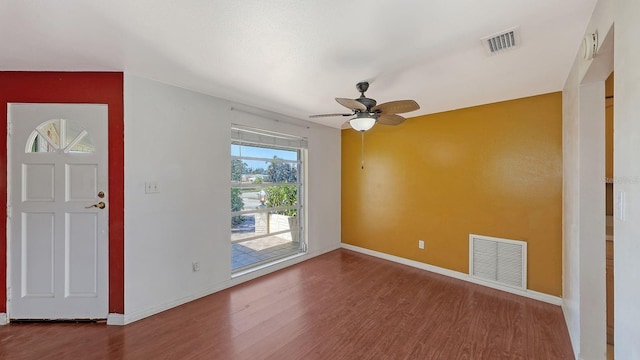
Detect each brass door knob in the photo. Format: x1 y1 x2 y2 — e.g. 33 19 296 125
85 202 106 209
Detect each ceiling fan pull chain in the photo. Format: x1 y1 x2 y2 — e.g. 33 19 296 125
361 131 365 170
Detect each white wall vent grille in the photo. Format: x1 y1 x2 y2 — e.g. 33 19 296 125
469 234 527 290
481 26 521 55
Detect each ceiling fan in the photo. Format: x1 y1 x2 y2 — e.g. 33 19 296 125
310 81 420 132
311 82 420 169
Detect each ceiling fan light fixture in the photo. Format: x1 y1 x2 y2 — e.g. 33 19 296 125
349 116 376 132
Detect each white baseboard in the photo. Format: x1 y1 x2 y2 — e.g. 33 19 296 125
121 243 341 325
107 313 125 326
122 286 220 325
341 243 562 306
0 313 7 325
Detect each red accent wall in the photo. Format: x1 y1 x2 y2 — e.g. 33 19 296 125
0 72 124 314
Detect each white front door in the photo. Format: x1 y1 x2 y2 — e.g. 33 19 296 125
8 103 109 319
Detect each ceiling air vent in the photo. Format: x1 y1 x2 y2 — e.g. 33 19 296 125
481 26 521 55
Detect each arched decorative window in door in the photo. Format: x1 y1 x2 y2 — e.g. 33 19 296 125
25 118 95 153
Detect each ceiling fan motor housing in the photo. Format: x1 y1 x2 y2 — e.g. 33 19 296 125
356 97 377 110
355 82 376 110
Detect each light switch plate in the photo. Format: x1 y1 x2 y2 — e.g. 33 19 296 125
145 181 160 194
616 191 626 221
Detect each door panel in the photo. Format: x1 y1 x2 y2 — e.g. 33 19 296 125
23 164 55 201
9 103 108 319
66 212 98 296
22 212 55 297
67 164 99 201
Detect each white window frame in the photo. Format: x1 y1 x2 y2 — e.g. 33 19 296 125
230 125 307 272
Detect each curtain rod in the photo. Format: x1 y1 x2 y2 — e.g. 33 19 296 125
230 107 311 129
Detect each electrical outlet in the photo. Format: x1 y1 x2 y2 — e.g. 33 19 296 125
192 261 200 272
418 240 425 249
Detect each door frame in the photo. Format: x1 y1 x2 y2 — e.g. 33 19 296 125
0 72 124 323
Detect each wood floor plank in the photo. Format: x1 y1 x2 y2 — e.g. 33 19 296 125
0 249 574 359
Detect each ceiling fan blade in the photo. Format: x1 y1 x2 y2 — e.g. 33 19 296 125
336 98 367 111
372 100 420 114
309 113 353 118
377 114 406 126
341 121 352 129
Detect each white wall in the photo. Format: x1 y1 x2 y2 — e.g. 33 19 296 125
562 0 613 358
578 81 606 359
613 1 640 358
123 75 341 323
562 51 581 355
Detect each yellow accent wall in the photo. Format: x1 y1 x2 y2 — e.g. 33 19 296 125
342 92 563 296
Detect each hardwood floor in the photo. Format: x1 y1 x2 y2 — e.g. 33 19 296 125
0 249 574 359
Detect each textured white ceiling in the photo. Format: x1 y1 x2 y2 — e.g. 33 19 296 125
0 0 597 128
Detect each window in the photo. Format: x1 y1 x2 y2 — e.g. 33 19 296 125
230 126 307 273
26 118 95 153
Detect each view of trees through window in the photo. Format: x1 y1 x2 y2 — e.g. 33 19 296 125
231 155 298 218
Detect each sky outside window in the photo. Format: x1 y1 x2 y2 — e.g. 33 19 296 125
232 144 298 172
